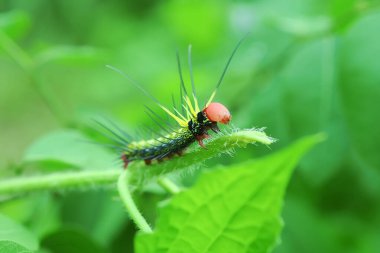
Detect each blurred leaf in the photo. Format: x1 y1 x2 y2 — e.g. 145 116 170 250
329 0 377 31
0 194 60 244
41 228 106 253
23 130 116 171
273 197 339 253
35 46 105 66
278 38 348 185
239 37 347 186
331 0 357 18
161 0 227 47
0 213 39 250
0 10 31 40
61 191 126 246
0 240 34 253
274 16 332 37
339 10 380 170
27 194 61 239
135 134 323 253
0 197 37 223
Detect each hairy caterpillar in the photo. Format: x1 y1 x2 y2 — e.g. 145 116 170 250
102 39 244 169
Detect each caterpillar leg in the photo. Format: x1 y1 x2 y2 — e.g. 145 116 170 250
121 154 129 169
196 134 210 148
210 124 220 133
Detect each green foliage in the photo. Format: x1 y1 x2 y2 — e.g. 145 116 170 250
0 240 34 253
0 128 273 196
339 11 380 170
1 0 379 252
136 135 322 253
24 130 115 171
0 10 30 40
0 128 278 252
0 213 38 251
41 228 106 253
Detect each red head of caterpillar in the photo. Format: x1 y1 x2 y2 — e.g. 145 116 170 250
101 37 246 168
203 102 231 125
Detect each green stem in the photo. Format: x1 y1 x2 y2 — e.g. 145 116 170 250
117 170 153 233
157 177 181 194
128 129 276 182
0 169 120 196
0 129 275 197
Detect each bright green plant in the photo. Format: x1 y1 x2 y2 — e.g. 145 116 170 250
1 1 380 252
0 127 323 252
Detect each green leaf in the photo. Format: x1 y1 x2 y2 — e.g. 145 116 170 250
60 191 127 246
339 10 380 170
23 130 116 171
273 197 340 253
135 134 324 253
0 10 30 40
0 213 39 251
274 38 348 186
0 240 34 253
41 228 106 253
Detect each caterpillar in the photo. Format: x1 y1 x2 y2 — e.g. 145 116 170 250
102 39 244 169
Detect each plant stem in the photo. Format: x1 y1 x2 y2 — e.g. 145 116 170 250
128 129 276 181
157 177 181 194
0 169 120 196
117 170 153 233
0 129 275 197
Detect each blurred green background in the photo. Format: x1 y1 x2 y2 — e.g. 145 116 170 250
1 0 380 252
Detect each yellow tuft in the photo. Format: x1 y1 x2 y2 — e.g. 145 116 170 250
192 94 200 113
173 108 188 121
185 95 197 117
206 90 216 107
182 105 191 119
158 93 202 128
159 105 188 127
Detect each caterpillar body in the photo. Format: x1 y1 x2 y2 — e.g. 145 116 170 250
103 40 244 169
120 102 230 168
